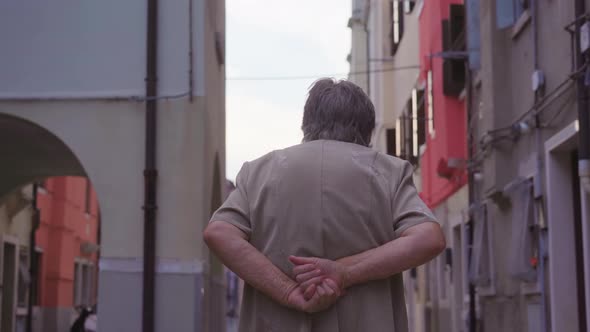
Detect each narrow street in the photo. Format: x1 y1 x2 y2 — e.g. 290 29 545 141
0 0 589 331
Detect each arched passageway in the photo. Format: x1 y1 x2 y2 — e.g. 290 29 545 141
0 114 101 332
0 114 85 198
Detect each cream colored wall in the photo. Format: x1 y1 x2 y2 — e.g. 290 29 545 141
367 1 420 152
0 187 33 247
367 0 389 152
348 0 369 93
385 9 420 129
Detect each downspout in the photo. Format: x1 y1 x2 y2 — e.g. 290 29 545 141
530 1 548 331
143 0 159 330
575 0 590 330
576 0 590 194
365 25 371 97
25 183 40 332
465 61 477 332
365 0 371 97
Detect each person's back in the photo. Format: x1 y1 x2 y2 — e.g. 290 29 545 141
205 78 443 332
233 139 425 331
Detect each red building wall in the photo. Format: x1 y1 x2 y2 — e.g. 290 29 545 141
35 176 99 307
419 0 467 208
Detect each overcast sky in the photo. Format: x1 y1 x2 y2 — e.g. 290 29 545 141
225 0 352 181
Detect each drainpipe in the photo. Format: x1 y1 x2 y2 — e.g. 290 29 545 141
530 1 549 331
365 26 371 97
143 0 158 330
576 0 590 194
364 0 371 97
25 183 40 332
465 60 477 332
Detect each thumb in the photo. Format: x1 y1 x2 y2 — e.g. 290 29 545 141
289 255 315 265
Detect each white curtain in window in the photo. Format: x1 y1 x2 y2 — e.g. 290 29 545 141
468 204 491 286
507 180 537 282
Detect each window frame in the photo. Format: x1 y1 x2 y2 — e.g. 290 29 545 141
496 0 529 29
391 0 405 55
427 70 435 138
73 259 95 307
17 247 29 309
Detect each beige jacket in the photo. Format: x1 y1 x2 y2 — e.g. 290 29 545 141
211 140 437 332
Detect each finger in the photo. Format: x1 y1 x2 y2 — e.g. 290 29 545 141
289 256 316 265
295 269 323 283
323 279 341 296
299 276 324 290
317 284 326 297
293 264 316 275
303 284 316 301
321 282 335 296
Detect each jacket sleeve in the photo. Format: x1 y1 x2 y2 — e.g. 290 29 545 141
391 161 438 237
209 162 252 238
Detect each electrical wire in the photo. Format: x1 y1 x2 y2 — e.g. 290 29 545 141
226 65 420 81
470 68 580 166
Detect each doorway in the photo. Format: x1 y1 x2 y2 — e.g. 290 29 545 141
545 121 587 332
1 239 18 332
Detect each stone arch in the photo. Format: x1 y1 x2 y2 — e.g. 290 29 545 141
0 112 103 332
0 113 86 197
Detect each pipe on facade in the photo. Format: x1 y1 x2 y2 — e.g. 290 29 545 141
25 183 40 332
142 0 159 330
464 60 477 332
575 0 590 193
530 1 549 331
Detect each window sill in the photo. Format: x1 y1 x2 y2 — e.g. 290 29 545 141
512 10 531 40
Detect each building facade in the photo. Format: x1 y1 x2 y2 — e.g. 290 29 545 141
350 0 590 332
0 177 99 332
467 0 590 331
0 0 227 330
0 186 34 332
348 1 467 331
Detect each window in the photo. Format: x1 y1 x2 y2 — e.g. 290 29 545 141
496 0 529 29
452 224 467 330
411 89 426 160
442 5 466 97
17 248 29 308
411 90 419 158
74 260 95 307
424 263 431 302
466 0 481 69
391 0 404 55
32 250 42 306
427 70 435 137
83 264 94 305
438 253 448 300
468 204 495 294
74 262 81 306
403 101 414 163
1 240 18 332
386 129 397 157
84 178 91 214
395 119 402 157
506 180 537 282
403 0 415 14
415 89 426 151
395 103 415 162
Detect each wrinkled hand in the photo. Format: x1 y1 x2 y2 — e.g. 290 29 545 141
286 278 341 313
289 256 348 300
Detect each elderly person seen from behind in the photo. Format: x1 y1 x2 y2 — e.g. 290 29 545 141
204 78 445 332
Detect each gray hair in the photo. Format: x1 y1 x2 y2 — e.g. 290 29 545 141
301 78 375 147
